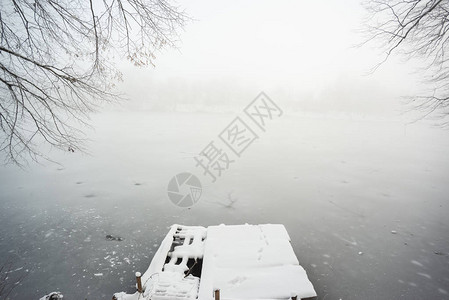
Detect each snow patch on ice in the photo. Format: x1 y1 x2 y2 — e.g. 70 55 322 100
417 272 431 280
411 260 424 267
438 288 448 295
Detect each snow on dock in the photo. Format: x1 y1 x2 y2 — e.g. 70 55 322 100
114 225 206 300
198 224 316 300
113 224 316 300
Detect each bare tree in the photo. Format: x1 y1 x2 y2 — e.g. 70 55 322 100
362 0 449 125
0 0 188 165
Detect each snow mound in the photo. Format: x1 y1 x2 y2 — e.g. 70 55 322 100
39 292 63 300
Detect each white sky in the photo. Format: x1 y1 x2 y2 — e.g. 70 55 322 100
118 0 423 115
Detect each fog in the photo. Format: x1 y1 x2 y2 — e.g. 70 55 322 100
1 0 449 300
116 0 422 117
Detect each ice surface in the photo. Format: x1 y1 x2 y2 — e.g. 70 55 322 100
2 111 449 299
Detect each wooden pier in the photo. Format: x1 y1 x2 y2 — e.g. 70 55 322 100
113 224 317 300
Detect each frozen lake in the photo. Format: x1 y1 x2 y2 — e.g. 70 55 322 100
1 111 449 299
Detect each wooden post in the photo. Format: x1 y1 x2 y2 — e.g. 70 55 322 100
214 289 220 300
136 272 143 293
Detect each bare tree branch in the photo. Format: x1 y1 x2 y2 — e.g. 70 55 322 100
0 0 188 165
361 0 449 126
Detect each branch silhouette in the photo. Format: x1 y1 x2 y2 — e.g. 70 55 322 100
0 0 189 165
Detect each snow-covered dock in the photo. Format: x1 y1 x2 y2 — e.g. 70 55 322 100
113 224 316 300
